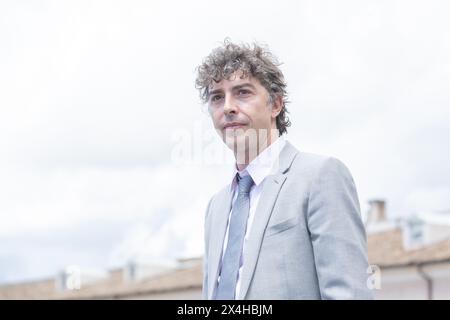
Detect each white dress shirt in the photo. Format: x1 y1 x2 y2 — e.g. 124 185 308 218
216 135 287 299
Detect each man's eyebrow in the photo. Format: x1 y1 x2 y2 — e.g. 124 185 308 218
208 88 223 96
208 83 256 97
232 83 256 91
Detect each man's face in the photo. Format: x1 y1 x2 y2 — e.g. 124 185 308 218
207 70 281 155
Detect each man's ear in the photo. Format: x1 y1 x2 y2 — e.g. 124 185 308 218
271 95 283 118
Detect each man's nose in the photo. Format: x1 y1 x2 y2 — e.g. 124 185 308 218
223 95 238 116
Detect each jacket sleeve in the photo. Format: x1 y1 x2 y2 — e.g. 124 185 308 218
307 157 373 299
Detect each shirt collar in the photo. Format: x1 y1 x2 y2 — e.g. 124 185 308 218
230 135 287 192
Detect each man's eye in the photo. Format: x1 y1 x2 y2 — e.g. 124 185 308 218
211 95 222 102
238 89 250 95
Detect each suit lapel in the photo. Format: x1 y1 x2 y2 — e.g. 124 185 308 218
238 141 299 299
237 174 287 299
207 187 233 299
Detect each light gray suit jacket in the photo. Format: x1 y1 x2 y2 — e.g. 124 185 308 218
202 141 373 299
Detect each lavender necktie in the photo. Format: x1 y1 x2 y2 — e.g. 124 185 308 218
216 174 254 300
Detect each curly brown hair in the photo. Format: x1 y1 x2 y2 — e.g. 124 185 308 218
195 39 291 136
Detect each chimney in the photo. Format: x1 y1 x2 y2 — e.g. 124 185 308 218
366 199 387 226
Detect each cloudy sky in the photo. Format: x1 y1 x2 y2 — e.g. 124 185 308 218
1 0 449 284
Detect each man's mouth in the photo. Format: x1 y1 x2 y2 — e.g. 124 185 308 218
223 122 247 130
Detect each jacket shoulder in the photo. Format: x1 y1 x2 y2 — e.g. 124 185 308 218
289 149 354 183
291 149 345 170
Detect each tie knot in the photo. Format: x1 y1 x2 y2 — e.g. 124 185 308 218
237 175 254 195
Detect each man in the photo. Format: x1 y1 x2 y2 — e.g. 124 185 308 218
195 40 373 300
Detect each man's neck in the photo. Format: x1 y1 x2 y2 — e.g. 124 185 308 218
235 133 279 172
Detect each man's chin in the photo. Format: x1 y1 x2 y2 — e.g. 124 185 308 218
222 133 260 163
220 127 263 156
222 129 247 144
